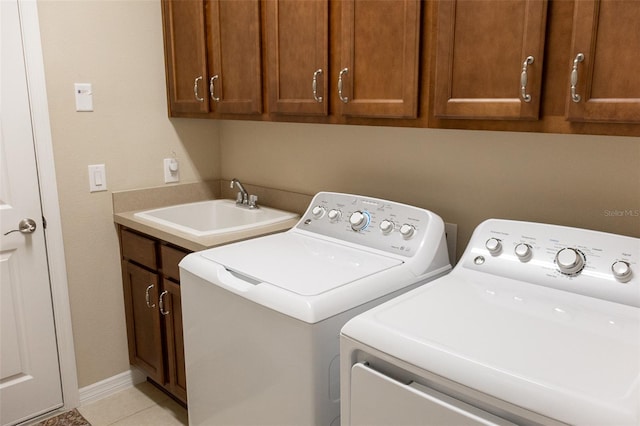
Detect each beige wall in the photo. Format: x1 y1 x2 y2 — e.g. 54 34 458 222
37 0 219 387
219 121 640 255
36 0 639 391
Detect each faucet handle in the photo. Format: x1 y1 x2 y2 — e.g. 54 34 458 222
236 192 243 203
249 194 258 208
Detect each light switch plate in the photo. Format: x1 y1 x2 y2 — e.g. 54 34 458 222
88 164 107 192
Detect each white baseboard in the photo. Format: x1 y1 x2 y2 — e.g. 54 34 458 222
78 368 146 406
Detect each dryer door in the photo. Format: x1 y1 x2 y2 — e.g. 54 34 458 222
349 363 515 426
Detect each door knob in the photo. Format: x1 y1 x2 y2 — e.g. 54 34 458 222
4 218 37 236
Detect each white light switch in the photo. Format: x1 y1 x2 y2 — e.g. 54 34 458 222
88 164 107 192
75 83 93 111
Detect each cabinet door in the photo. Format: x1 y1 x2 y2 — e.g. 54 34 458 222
565 0 640 123
122 262 164 384
339 0 421 118
265 0 329 115
206 0 262 115
162 0 209 115
161 279 187 404
433 0 548 120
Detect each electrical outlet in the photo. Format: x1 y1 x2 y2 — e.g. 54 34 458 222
444 222 457 266
164 158 179 183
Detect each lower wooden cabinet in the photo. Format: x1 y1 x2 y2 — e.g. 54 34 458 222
119 227 189 404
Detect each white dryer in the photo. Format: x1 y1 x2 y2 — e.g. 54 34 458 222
341 219 639 426
179 192 451 425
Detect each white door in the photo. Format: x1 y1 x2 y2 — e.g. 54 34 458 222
0 0 64 424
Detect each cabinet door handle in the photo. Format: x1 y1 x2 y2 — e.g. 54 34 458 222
210 75 220 102
193 76 204 102
312 69 323 103
338 68 349 103
570 53 585 103
520 56 534 103
159 290 170 316
145 284 156 308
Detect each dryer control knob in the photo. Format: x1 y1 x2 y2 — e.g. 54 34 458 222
514 243 532 262
611 261 632 283
327 209 342 222
555 248 585 275
399 224 416 239
311 206 326 219
485 238 502 255
379 219 394 235
349 211 370 231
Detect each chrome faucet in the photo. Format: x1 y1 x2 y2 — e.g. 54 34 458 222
230 178 258 209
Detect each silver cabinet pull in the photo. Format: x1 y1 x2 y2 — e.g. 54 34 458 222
210 75 220 102
145 285 156 308
312 69 323 103
159 290 170 316
520 56 534 103
338 68 349 103
3 218 37 236
570 53 585 103
194 76 204 102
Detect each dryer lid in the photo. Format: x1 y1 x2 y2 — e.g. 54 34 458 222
200 232 402 296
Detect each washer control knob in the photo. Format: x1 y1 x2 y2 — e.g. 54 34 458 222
399 224 416 239
311 206 326 219
349 211 370 231
485 238 502 255
379 219 394 235
327 209 342 222
611 261 632 283
514 243 532 262
555 248 585 275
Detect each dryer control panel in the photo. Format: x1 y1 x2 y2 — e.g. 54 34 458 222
295 192 444 259
462 219 639 307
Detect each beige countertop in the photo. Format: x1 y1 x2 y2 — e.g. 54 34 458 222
112 181 306 252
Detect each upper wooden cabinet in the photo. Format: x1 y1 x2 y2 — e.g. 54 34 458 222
161 0 262 116
161 0 209 114
161 0 639 132
264 0 420 119
433 0 548 120
338 0 421 119
265 0 329 116
206 0 262 115
565 0 640 123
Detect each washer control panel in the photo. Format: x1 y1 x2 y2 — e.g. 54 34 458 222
296 192 440 258
464 219 639 307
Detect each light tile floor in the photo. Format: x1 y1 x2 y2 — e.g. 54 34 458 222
78 381 188 426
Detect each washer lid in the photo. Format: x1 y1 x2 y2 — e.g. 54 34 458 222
200 232 402 296
342 274 640 425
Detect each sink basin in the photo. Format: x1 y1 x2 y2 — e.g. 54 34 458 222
134 199 299 237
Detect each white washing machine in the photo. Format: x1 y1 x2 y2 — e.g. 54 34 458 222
179 192 451 425
341 219 639 426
